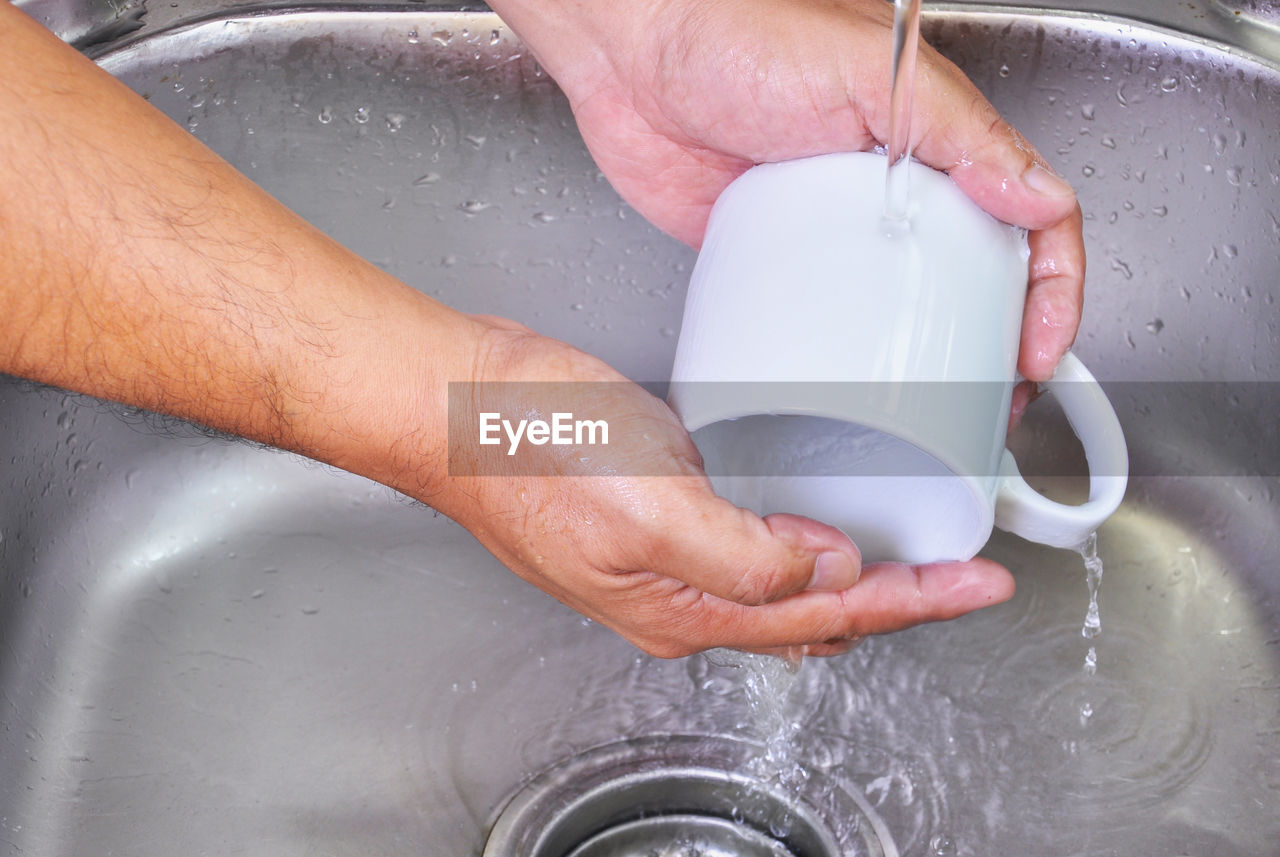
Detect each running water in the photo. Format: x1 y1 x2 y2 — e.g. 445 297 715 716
1078 531 1104 642
699 1 928 829
702 649 809 837
1076 531 1104 726
883 0 923 225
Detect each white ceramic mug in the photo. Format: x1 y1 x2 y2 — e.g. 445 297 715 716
668 152 1128 564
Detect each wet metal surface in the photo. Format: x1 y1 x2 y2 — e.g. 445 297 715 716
1 5 1278 856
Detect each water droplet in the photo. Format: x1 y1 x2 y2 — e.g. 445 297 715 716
930 834 958 857
1109 257 1133 280
317 106 333 124
570 302 584 311
413 172 440 186
407 28 419 44
385 112 405 132
300 605 320 616
250 589 264 599
464 134 487 149
1151 204 1168 217
431 30 453 46
489 29 501 45
1223 244 1239 258
1226 167 1242 186
1080 701 1095 726
660 327 676 338
1080 103 1095 120
459 200 491 215
532 211 556 223
1081 164 1096 177
1160 76 1179 91
1145 318 1164 334
353 106 370 124
1083 646 1098 676
1212 133 1228 156
998 63 1011 78
1101 135 1117 149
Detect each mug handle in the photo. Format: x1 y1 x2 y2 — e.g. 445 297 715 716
994 353 1128 549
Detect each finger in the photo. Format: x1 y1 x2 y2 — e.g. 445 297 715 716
740 637 866 658
1018 204 1086 381
804 638 865 657
830 559 1015 635
637 499 863 607
679 558 1014 653
907 54 1078 232
879 53 1085 380
1008 379 1040 435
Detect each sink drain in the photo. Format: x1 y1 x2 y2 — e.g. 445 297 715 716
483 736 896 857
567 815 792 857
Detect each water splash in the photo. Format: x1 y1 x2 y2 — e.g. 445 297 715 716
701 650 809 837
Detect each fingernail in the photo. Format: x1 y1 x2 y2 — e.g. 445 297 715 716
1022 164 1075 198
810 551 859 591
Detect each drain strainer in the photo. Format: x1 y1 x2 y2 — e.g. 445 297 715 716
483 736 896 857
567 815 792 857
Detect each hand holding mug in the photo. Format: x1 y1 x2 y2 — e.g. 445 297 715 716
669 153 1127 563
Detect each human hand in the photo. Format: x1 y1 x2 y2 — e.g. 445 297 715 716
425 316 1013 658
487 0 1084 383
0 0 1014 659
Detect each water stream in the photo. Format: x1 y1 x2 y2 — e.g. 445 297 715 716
1077 531 1104 726
700 649 809 838
883 0 923 224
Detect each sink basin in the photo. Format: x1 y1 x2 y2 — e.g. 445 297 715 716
2 3 1277 855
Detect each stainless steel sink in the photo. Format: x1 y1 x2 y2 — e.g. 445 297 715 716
2 3 1278 855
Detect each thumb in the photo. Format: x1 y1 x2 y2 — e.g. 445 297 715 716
908 58 1078 231
639 494 863 605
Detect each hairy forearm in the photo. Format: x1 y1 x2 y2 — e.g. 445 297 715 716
0 3 479 495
